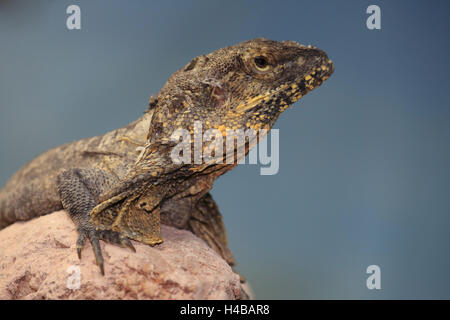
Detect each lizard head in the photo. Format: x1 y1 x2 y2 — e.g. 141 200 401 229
151 38 333 137
146 38 333 166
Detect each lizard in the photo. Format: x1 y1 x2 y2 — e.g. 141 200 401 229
0 38 334 279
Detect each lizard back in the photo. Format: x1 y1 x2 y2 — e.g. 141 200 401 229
0 112 153 229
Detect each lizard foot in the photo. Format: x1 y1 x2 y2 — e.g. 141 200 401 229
76 226 135 275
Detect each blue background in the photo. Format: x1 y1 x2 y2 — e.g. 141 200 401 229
1 0 449 298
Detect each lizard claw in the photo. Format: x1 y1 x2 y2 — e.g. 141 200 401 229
76 231 87 259
76 227 105 275
98 229 136 252
75 227 136 275
88 231 105 276
121 236 136 253
75 227 105 275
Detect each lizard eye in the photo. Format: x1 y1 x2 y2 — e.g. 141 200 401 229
253 56 271 72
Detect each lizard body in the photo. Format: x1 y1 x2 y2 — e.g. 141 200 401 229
0 38 333 277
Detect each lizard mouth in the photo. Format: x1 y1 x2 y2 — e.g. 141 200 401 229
234 58 334 115
287 58 334 105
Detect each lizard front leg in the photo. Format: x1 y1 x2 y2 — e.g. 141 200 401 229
188 193 235 266
189 193 251 299
160 192 236 266
161 193 250 299
56 168 135 275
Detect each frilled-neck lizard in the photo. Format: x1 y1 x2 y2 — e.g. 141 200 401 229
0 39 334 281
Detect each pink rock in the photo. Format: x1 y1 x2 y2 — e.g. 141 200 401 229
0 210 241 300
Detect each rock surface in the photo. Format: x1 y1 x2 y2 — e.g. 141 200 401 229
0 210 241 300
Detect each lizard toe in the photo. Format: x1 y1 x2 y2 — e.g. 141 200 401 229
75 226 105 275
99 229 136 253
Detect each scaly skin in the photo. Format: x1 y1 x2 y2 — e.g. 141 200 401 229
0 39 334 281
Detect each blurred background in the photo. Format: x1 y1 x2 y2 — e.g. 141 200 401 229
1 0 449 299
